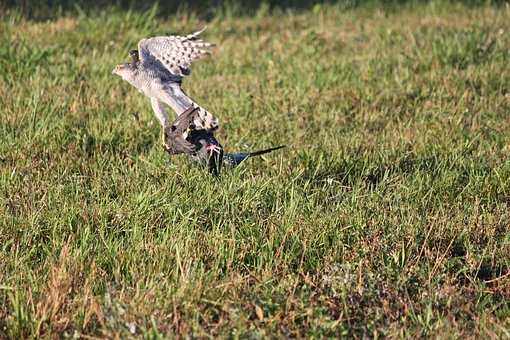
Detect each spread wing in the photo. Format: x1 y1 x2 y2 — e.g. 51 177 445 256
163 106 199 155
170 106 199 134
140 28 219 132
138 28 213 78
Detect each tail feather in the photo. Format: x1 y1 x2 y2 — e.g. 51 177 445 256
224 145 286 166
247 145 286 157
162 83 219 131
183 27 207 41
190 104 219 131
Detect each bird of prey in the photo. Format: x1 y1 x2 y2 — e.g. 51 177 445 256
113 28 284 175
113 28 218 130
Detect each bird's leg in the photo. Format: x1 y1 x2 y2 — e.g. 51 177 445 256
150 98 171 131
161 128 166 148
161 125 171 152
205 144 221 154
207 146 223 176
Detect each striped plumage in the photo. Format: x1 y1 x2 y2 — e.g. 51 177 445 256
113 28 285 175
113 28 218 132
138 28 213 77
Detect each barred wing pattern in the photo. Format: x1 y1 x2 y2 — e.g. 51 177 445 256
138 28 213 78
138 28 218 131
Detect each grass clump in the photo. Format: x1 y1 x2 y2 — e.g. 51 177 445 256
0 1 509 338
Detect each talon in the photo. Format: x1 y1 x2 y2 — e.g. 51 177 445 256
205 144 221 154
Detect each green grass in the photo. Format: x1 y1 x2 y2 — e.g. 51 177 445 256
1 1 510 338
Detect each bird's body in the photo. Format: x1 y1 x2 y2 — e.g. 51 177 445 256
113 28 218 131
185 129 224 175
162 105 224 175
113 28 284 175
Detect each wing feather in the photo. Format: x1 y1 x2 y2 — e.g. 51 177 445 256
158 83 219 132
140 28 219 132
164 107 199 155
138 28 214 77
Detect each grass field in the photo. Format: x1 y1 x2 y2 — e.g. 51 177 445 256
1 1 510 338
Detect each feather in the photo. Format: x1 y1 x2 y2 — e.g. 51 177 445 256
138 28 214 77
163 106 199 155
223 146 286 166
157 83 219 131
150 98 170 127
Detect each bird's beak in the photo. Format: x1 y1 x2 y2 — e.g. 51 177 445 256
112 65 122 75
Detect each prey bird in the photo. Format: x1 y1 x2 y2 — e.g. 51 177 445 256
113 28 284 175
163 105 284 175
163 105 224 175
223 145 286 166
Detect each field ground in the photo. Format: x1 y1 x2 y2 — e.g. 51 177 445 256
1 1 509 338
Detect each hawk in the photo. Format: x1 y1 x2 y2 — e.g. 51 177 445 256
113 28 284 175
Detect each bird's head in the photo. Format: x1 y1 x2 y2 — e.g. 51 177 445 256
112 63 135 80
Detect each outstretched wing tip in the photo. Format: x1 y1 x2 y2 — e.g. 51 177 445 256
138 27 215 78
187 26 208 40
196 26 207 34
